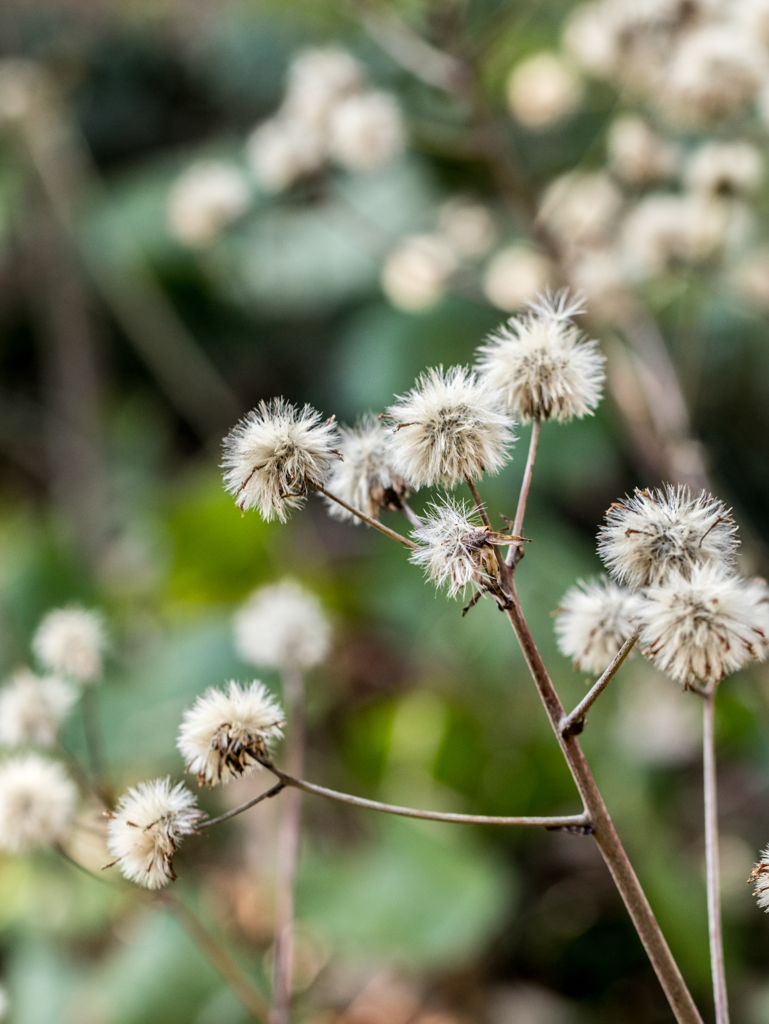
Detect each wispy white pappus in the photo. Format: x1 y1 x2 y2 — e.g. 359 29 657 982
234 579 331 669
0 669 76 748
555 578 641 674
33 607 106 683
0 754 76 852
324 415 408 522
750 845 769 911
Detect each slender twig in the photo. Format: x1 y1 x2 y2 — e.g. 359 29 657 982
560 633 640 738
507 419 541 568
701 689 730 1024
270 665 305 1024
317 485 418 549
260 762 588 829
200 782 285 830
501 586 703 1024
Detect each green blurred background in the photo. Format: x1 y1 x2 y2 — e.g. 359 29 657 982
1 1 769 1022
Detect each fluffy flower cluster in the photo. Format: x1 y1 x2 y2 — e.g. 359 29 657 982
477 292 605 422
0 670 76 748
0 755 76 852
107 778 201 889
556 578 641 673
33 607 106 684
247 46 405 191
324 416 409 522
178 681 284 786
222 399 340 521
234 580 331 669
386 366 515 488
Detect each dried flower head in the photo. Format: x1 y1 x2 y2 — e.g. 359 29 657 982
167 161 249 248
381 234 457 312
598 485 738 590
328 91 406 171
386 366 515 488
477 291 605 422
106 778 202 889
246 117 325 192
0 669 76 748
507 52 584 129
750 844 769 911
483 246 553 313
324 416 409 522
637 564 769 686
234 579 331 669
683 142 762 198
410 498 511 597
178 681 284 786
0 755 76 852
222 399 340 521
555 578 642 673
33 607 106 683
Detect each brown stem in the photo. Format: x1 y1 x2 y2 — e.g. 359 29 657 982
503 588 702 1024
507 419 541 567
317 485 418 549
270 665 305 1024
702 690 730 1024
560 633 639 738
201 782 285 829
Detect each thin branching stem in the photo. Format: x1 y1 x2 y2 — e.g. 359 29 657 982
560 633 640 737
316 485 417 549
200 782 286 829
508 419 541 567
701 688 730 1024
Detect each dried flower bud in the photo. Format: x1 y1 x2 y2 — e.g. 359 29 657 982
178 681 284 786
33 607 106 684
637 564 769 686
556 578 642 673
598 485 738 590
386 366 515 488
0 755 76 852
0 669 76 748
324 416 409 521
477 290 605 422
222 399 340 521
234 580 331 669
106 778 201 889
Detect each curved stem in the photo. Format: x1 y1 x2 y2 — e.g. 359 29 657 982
507 419 541 568
560 633 639 738
702 690 730 1024
316 485 417 549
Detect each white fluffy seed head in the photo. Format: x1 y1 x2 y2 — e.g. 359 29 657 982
482 246 553 313
506 52 584 129
328 90 406 171
683 142 762 198
555 578 642 673
234 580 331 669
750 845 769 911
410 498 503 598
222 399 341 521
385 366 515 488
607 115 679 186
283 47 364 130
246 117 325 192
598 485 739 590
0 669 77 748
0 755 76 852
106 778 201 889
177 681 284 787
637 564 769 686
33 607 106 684
477 291 605 423
324 416 409 522
167 161 249 248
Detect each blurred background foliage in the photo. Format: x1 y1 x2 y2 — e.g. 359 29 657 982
0 0 769 1022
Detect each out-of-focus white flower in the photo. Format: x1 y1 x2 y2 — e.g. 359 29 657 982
598 485 738 590
0 670 76 748
167 161 249 248
563 2 621 79
482 246 552 312
411 498 510 597
0 755 76 852
246 117 325 192
638 564 769 686
222 399 340 521
33 607 106 684
730 247 769 310
614 666 700 765
386 366 515 488
607 116 679 186
477 291 605 422
538 171 623 251
106 778 201 889
324 416 408 522
178 681 284 786
567 247 631 321
506 52 584 129
662 25 766 123
555 578 641 674
381 235 458 312
234 580 331 669
438 199 496 259
683 141 762 198
283 47 364 130
328 91 405 171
